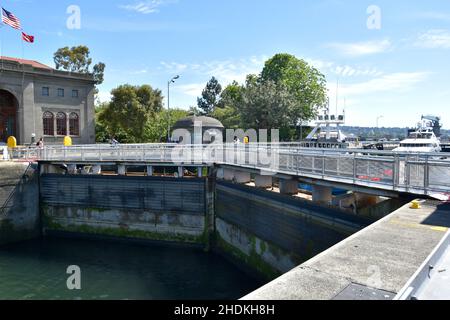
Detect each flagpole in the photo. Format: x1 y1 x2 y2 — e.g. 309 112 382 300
0 16 3 71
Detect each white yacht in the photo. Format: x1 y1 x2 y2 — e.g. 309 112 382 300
394 116 442 153
301 107 362 149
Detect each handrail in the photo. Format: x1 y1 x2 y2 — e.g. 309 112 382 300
8 144 450 196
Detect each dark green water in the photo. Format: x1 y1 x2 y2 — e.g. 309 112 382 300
0 238 263 300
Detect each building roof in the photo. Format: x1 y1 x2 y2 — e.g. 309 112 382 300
0 56 53 70
173 116 225 130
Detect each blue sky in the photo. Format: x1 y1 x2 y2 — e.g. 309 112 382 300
1 0 450 128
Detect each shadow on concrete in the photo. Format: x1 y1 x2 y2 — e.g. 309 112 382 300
421 201 450 228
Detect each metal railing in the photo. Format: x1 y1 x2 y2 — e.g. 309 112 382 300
9 143 450 196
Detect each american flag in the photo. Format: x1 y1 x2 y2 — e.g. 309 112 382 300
22 32 34 43
2 8 21 30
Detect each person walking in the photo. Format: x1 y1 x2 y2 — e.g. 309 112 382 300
37 137 44 149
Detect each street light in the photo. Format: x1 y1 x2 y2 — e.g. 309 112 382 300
167 75 180 142
376 115 384 128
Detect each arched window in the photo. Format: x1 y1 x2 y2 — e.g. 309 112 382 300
56 112 67 136
69 113 80 136
43 112 54 136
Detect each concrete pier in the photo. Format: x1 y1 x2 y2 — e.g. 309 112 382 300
67 164 77 175
146 166 153 177
312 185 333 204
234 171 251 184
279 179 298 195
92 165 102 175
118 165 126 176
255 175 272 188
223 169 234 181
243 200 450 300
355 193 379 208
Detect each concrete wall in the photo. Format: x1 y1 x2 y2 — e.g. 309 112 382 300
40 174 209 245
0 162 40 245
214 181 371 279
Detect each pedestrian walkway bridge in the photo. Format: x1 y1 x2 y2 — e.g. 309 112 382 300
10 143 450 197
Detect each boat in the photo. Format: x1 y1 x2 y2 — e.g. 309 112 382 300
300 107 362 149
393 116 442 153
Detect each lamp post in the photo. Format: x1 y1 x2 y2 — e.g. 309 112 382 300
376 115 384 128
167 75 180 142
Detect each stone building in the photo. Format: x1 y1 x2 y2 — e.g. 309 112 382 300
172 116 225 144
0 56 96 145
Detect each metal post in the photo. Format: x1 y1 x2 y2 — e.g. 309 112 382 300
424 155 430 194
167 81 170 143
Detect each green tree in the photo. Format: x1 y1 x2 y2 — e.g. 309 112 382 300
97 84 163 143
53 45 106 85
197 77 222 116
239 79 294 131
261 53 327 125
145 109 189 143
213 81 244 129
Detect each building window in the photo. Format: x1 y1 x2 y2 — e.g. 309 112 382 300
56 112 67 136
72 90 79 98
69 113 80 136
43 111 54 136
58 88 65 97
42 87 49 96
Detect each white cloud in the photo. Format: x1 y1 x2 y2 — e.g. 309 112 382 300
330 72 429 96
176 83 205 97
327 39 392 56
415 12 450 22
160 62 188 73
120 0 177 14
130 69 148 75
97 91 112 103
415 29 450 49
306 58 383 78
161 55 268 92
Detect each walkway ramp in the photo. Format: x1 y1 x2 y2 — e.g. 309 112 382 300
243 200 450 300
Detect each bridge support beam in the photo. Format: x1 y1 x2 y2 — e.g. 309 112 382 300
177 167 184 178
198 167 204 178
280 179 298 195
234 171 251 184
146 166 153 177
255 175 273 188
118 165 126 176
312 185 333 204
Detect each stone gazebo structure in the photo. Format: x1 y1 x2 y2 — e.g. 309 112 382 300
172 116 224 144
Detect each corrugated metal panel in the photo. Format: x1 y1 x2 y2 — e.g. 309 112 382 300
41 175 205 215
216 181 368 257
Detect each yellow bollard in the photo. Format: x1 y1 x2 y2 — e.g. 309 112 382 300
64 136 73 147
7 136 17 149
410 200 421 210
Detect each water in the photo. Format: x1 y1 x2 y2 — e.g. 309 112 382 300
0 237 263 300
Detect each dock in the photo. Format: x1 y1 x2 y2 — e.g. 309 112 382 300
243 200 450 300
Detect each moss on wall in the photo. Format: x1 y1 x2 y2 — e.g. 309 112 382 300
42 211 207 245
0 219 38 246
214 232 281 280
